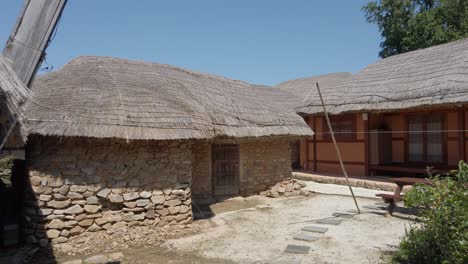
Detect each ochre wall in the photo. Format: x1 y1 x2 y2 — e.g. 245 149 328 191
302 114 366 176
299 106 467 176
371 107 466 168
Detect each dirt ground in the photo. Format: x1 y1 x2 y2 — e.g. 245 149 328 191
165 194 412 264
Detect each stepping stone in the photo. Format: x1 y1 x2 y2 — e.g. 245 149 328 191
284 244 310 254
332 212 355 219
316 218 343 225
293 234 320 242
301 226 328 233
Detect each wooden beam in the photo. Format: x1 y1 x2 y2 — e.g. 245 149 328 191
3 0 67 86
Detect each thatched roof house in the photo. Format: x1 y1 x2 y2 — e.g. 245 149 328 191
0 56 31 153
280 38 468 178
22 56 312 243
25 56 311 140
276 72 352 115
278 38 468 115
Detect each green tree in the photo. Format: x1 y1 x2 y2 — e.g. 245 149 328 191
363 0 468 58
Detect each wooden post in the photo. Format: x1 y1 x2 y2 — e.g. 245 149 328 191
458 106 466 162
313 116 317 172
364 113 370 176
316 82 360 214
304 116 310 170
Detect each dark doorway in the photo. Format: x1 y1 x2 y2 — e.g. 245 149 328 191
212 144 239 196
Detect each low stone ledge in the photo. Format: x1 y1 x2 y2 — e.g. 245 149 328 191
292 172 412 193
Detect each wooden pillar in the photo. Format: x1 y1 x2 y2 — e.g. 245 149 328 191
364 113 370 176
458 106 466 162
313 116 317 172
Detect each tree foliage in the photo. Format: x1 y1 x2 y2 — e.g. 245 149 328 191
392 161 468 264
363 0 468 58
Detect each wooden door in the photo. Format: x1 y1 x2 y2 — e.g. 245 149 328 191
213 144 239 196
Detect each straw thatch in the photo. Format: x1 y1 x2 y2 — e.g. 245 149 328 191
0 56 31 142
275 72 352 115
0 56 31 119
278 37 468 115
24 56 312 141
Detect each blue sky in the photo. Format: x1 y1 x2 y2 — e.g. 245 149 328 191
0 0 381 86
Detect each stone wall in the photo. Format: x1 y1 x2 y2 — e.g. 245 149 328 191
23 136 193 247
191 142 212 199
239 138 292 195
191 138 293 198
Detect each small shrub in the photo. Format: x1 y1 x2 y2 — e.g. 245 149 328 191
392 161 468 264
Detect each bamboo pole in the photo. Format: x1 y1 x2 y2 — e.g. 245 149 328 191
316 82 361 214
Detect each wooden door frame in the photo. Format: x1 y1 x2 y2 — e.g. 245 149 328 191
405 112 447 166
211 144 240 196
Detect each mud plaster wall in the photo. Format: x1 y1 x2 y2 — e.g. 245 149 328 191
191 138 293 198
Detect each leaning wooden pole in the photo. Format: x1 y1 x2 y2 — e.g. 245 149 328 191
316 82 361 214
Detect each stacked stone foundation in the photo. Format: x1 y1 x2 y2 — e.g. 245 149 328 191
23 136 193 246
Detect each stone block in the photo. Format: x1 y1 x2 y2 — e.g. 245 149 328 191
39 195 52 202
70 185 87 193
64 205 84 215
96 188 111 198
139 191 151 199
46 229 60 239
53 193 67 201
95 217 107 226
48 219 65 230
78 219 93 227
123 192 139 201
150 195 165 205
124 202 137 208
168 206 181 215
87 224 102 232
136 199 150 207
47 200 71 209
86 196 99 205
67 192 83 200
30 176 42 186
69 226 84 236
84 205 100 214
108 194 123 204
165 199 181 207
58 185 70 196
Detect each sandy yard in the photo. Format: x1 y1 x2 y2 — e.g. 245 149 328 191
164 183 412 264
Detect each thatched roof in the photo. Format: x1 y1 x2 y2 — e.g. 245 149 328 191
24 56 312 141
278 37 468 115
0 55 31 124
275 72 352 115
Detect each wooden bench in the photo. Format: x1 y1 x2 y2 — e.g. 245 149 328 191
376 177 431 216
375 193 403 214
